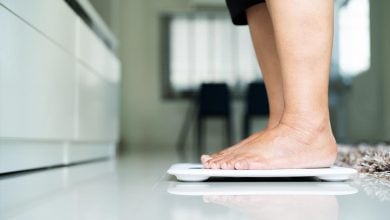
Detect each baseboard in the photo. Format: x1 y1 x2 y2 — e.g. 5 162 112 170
0 139 116 174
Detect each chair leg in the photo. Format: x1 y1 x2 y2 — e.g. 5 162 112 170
175 102 195 161
226 116 233 147
243 114 250 139
196 118 203 157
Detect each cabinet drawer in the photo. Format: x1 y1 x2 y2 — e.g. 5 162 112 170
0 140 64 173
66 142 115 164
0 7 76 139
0 0 77 54
76 19 108 77
76 63 119 141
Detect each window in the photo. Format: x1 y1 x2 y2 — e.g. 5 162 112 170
162 12 261 98
338 0 370 76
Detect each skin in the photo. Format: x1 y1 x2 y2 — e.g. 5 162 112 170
201 0 337 170
202 2 283 162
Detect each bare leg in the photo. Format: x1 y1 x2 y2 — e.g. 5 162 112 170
247 3 284 129
204 0 337 170
201 3 284 165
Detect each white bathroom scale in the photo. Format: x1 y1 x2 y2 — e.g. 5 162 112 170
167 163 357 182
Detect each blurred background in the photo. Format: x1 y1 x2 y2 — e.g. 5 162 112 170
1 0 390 173
101 0 387 154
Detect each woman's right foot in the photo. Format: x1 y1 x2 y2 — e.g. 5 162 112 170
201 119 280 165
201 130 266 164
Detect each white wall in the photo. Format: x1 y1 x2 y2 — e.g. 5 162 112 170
378 1 390 140
344 0 390 141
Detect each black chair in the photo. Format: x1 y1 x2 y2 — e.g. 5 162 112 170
243 81 269 138
196 83 232 157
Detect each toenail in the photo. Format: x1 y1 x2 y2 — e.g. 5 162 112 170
201 155 211 162
201 154 211 160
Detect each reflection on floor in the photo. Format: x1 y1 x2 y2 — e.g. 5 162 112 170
0 151 389 220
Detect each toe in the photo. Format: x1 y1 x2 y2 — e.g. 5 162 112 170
211 152 238 169
201 155 212 164
220 161 228 169
234 159 250 170
209 155 233 169
210 161 221 169
206 154 229 168
224 153 244 166
220 161 230 170
218 154 238 170
221 160 235 170
207 147 247 169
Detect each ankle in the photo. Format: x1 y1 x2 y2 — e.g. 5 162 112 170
266 110 284 129
280 111 333 136
266 119 280 129
279 114 337 153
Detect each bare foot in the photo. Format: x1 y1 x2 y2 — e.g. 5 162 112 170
201 130 265 164
202 114 337 170
200 119 281 165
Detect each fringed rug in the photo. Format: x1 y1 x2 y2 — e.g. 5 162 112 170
336 144 390 180
336 144 390 201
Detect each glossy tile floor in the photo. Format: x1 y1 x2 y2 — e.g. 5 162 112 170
1 152 389 220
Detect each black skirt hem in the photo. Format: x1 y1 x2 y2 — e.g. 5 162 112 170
225 0 266 25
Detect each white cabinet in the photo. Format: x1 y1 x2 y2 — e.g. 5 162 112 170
0 6 76 139
76 63 119 141
75 18 121 83
0 1 121 174
66 142 116 164
0 140 65 173
0 0 77 54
